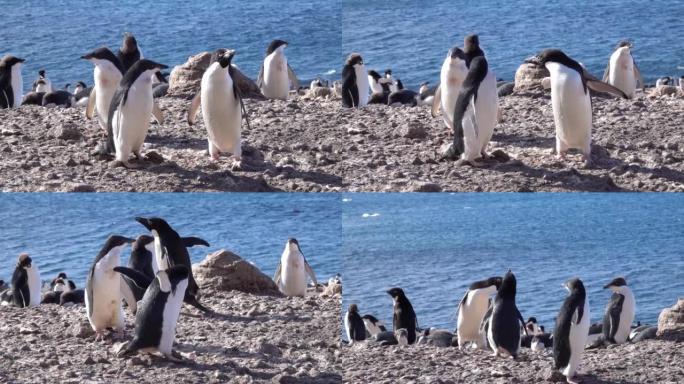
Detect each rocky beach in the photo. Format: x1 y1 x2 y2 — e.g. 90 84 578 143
0 250 342 383
1 67 682 192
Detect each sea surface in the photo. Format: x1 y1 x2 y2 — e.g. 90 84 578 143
0 193 341 287
2 0 341 92
342 193 684 334
343 0 684 89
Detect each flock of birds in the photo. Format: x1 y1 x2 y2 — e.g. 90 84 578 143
344 271 658 384
3 32 683 171
0 217 320 361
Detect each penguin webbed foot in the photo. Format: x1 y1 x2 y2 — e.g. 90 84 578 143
441 143 462 161
165 350 187 363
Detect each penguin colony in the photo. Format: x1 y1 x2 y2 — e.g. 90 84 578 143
345 270 648 384
0 216 319 362
2 33 670 170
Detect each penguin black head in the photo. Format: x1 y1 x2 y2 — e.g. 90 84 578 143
134 234 155 247
210 49 236 69
286 238 303 254
101 235 135 254
63 83 70 90
616 40 632 49
1 55 26 68
526 317 537 324
57 272 67 279
564 277 586 294
135 216 173 234
346 53 364 67
420 81 429 87
67 280 76 290
603 277 627 289
448 46 466 61
384 69 392 78
348 303 359 313
368 70 381 81
498 270 517 299
361 314 379 322
81 47 124 73
266 39 288 55
17 253 32 268
395 79 404 90
469 276 503 290
76 81 87 88
464 34 480 52
387 287 406 299
38 69 46 78
121 32 139 53
525 49 574 67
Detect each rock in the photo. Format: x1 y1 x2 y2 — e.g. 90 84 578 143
192 250 280 294
71 322 95 338
542 368 566 382
648 85 679 98
490 149 510 163
168 52 212 95
400 122 427 139
657 298 684 340
53 123 82 141
407 181 442 192
497 82 515 97
70 183 95 192
304 87 331 99
83 356 96 365
321 275 341 298
257 342 282 357
514 63 550 91
144 151 164 164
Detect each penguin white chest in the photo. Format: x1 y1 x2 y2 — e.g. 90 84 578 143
615 289 636 343
462 70 498 161
112 77 153 161
280 251 307 296
263 52 290 100
88 252 124 331
94 66 122 125
564 299 590 377
353 65 369 107
440 59 466 128
546 62 592 151
159 280 187 354
458 287 495 344
26 266 41 307
201 69 241 152
609 50 636 98
11 64 23 108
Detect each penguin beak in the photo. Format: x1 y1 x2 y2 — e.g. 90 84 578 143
603 283 612 289
524 56 541 66
80 53 93 60
135 217 152 231
18 58 26 63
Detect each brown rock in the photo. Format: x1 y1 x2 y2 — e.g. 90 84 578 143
192 249 280 294
514 63 550 91
168 52 212 95
657 298 684 340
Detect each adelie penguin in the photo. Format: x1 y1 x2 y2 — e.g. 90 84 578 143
456 276 502 350
553 278 590 384
487 270 528 359
525 49 628 167
362 314 387 337
10 253 41 308
0 55 26 109
188 49 249 169
118 265 189 362
345 304 367 344
603 40 643 99
257 39 299 100
443 34 498 163
117 32 143 73
32 69 53 93
341 53 369 108
85 235 134 341
273 238 317 297
602 277 636 344
82 47 125 131
387 287 418 345
102 59 168 168
431 46 468 130
135 217 211 313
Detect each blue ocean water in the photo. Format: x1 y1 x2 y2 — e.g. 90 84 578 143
1 0 341 92
0 193 341 288
342 193 684 333
343 0 684 89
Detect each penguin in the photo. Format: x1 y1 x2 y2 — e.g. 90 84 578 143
256 39 298 100
373 330 398 346
431 47 468 129
487 271 527 358
678 76 684 92
128 235 156 278
417 82 435 106
368 70 384 94
602 277 636 344
553 278 590 384
387 89 419 106
50 272 69 292
115 265 153 314
85 235 134 341
59 284 85 306
273 238 318 297
362 314 387 337
655 76 671 86
603 41 643 98
188 49 248 169
417 328 456 347
117 32 143 73
463 34 485 66
21 91 46 106
42 89 74 107
135 217 210 313
530 329 553 351
32 69 53 93
525 49 628 166
345 304 366 344
82 47 125 131
0 55 25 108
387 287 417 344
341 53 369 108
384 69 399 93
117 265 189 362
42 277 78 305
523 317 543 335
628 324 657 342
395 328 409 346
10 253 41 308
73 81 92 106
104 59 168 168
456 276 503 349
152 71 168 98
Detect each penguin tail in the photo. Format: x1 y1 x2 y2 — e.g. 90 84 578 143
185 294 213 314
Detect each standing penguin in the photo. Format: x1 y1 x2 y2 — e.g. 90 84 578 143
456 276 502 349
341 53 369 108
128 235 156 278
85 235 134 340
387 287 418 345
188 49 248 169
10 253 41 308
431 47 468 129
135 217 210 313
32 69 53 93
554 278 590 384
603 41 643 98
82 47 125 131
273 238 317 297
525 49 627 166
104 59 167 168
345 304 367 344
117 32 143 73
117 265 189 361
368 70 384 94
487 270 527 358
256 40 298 100
0 55 25 109
602 277 636 344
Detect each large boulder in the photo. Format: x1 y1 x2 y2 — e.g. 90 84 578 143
657 298 684 340
168 52 212 95
514 62 550 91
192 250 280 294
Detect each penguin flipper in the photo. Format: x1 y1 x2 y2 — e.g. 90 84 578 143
586 79 628 99
113 266 153 292
181 237 210 248
456 291 468 317
304 259 318 287
633 60 644 89
85 87 96 119
430 85 442 117
106 89 125 154
187 92 201 126
287 64 299 91
256 64 264 89
602 61 611 82
604 293 624 341
517 308 529 336
273 262 282 285
152 101 164 125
